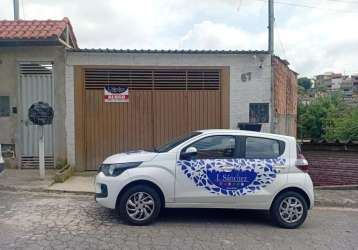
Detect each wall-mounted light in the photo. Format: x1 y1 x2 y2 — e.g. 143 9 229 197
253 55 265 69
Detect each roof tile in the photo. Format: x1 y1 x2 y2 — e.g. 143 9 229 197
0 18 78 48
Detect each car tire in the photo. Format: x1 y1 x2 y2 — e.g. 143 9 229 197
270 191 308 229
118 185 161 225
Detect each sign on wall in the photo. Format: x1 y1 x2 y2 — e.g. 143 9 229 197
104 86 129 103
28 101 54 126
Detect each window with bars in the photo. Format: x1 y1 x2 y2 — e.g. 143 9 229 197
84 68 221 90
19 63 53 75
249 103 269 123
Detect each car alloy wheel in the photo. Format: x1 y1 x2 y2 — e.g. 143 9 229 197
118 185 161 225
279 197 304 224
270 191 308 229
126 192 155 222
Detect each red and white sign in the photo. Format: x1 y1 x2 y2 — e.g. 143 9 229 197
104 86 129 103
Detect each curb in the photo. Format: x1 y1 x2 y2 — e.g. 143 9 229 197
315 200 358 209
315 185 358 190
0 184 94 196
46 189 94 196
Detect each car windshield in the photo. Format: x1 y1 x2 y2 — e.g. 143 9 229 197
155 132 202 153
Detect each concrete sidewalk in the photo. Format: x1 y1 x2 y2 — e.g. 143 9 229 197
47 175 95 194
0 169 56 191
1 169 357 208
0 169 95 194
315 189 358 208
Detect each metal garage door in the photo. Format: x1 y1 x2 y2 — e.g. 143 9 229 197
19 62 54 168
80 68 226 170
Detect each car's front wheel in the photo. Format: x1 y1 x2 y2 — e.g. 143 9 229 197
270 191 308 229
118 185 161 225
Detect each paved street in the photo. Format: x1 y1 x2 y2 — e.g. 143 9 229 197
0 191 357 250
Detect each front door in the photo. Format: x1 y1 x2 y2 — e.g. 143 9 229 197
19 62 54 168
175 135 240 204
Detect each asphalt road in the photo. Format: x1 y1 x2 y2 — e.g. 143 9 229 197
0 190 357 250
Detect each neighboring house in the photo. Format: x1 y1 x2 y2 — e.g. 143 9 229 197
350 74 358 98
0 18 297 171
315 72 344 90
314 72 358 98
0 18 77 168
341 76 353 98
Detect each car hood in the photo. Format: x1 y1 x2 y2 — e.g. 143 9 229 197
103 150 158 164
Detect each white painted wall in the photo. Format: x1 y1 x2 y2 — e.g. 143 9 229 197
65 64 75 166
65 51 272 166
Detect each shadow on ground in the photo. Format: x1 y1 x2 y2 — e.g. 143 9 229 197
116 207 272 226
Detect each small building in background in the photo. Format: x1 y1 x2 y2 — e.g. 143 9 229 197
341 76 353 98
314 72 358 99
315 72 343 90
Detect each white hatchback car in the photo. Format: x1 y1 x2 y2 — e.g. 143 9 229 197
95 130 314 228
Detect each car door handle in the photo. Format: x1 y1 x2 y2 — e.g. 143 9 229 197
274 164 287 169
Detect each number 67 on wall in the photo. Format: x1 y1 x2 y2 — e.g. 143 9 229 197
241 72 252 82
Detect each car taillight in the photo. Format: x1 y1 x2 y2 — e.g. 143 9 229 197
296 154 309 172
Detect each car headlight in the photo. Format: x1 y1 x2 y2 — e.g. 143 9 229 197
99 162 142 177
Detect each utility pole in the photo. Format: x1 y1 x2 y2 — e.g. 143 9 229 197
13 0 19 20
268 0 275 134
268 0 274 54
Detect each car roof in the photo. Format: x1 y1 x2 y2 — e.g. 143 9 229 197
196 129 295 141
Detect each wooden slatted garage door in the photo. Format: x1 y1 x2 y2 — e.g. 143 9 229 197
75 67 229 170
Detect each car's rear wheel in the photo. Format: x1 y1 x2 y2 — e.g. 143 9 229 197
270 191 308 229
118 185 161 225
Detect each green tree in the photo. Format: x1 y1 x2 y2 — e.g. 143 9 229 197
298 85 306 96
297 94 347 139
325 107 358 141
298 77 313 90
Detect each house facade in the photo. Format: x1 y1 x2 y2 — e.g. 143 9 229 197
0 18 297 171
65 50 297 170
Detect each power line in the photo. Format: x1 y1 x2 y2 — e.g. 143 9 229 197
326 0 358 4
275 22 287 60
275 0 353 11
254 0 358 13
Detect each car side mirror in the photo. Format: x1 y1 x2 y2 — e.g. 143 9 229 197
185 146 198 155
181 146 198 160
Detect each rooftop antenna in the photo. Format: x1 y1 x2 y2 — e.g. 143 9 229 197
13 0 19 20
268 0 274 54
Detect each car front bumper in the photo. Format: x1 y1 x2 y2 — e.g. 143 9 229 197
95 171 131 209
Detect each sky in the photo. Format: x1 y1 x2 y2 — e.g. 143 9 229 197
1 0 358 77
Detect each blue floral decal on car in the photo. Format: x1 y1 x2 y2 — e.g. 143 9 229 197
177 158 285 196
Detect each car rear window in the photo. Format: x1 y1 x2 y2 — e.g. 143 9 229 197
245 137 285 159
